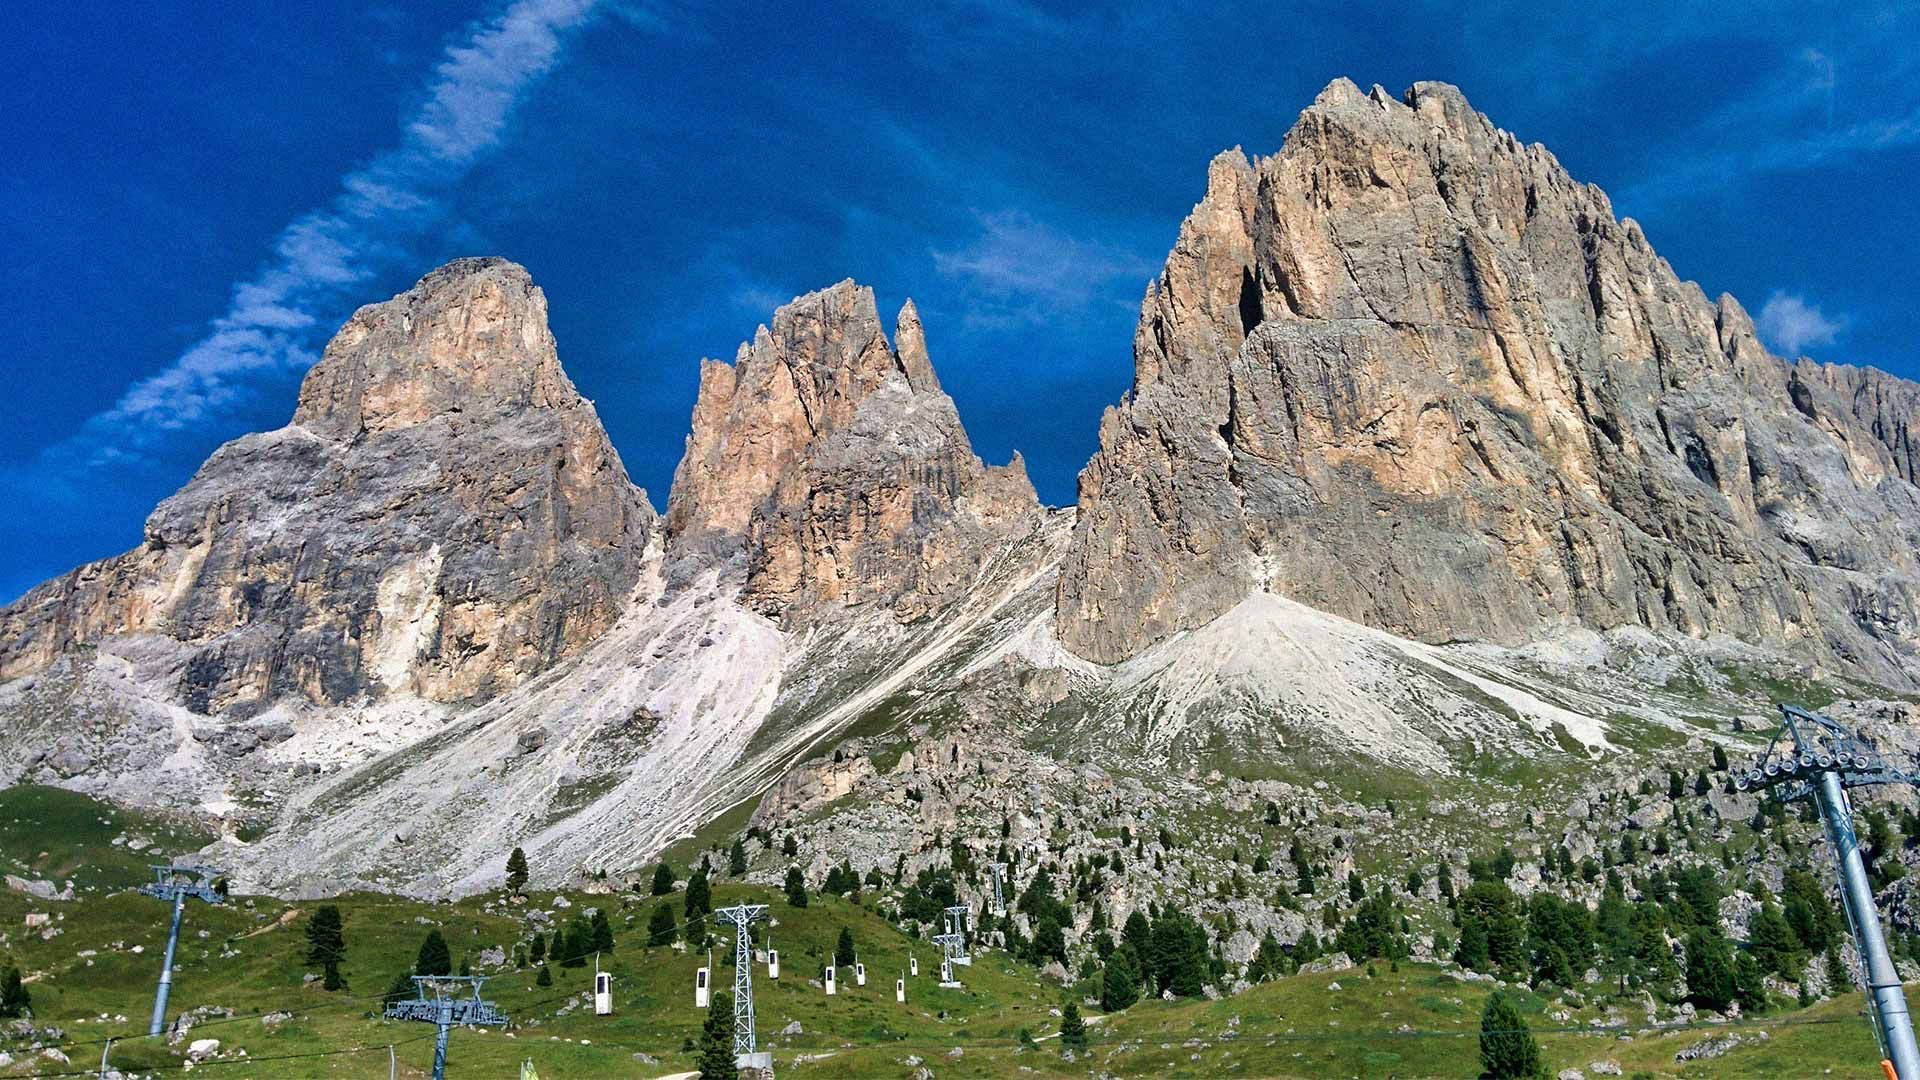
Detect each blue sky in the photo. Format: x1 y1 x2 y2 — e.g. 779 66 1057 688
4 1 1919 602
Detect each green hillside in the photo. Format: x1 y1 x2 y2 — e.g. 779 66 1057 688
0 787 1898 1078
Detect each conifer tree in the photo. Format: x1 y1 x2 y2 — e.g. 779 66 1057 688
591 908 616 954
697 992 735 1079
835 927 857 967
415 930 452 977
649 903 679 947
1684 929 1736 1012
535 963 552 987
1058 1001 1087 1053
1101 945 1142 1011
0 966 29 1019
1479 991 1546 1079
305 905 347 990
530 932 547 965
729 838 748 876
505 847 529 895
685 868 712 918
651 862 676 896
1734 949 1768 1013
383 970 417 1010
784 867 809 908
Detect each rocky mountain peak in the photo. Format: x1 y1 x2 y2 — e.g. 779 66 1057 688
668 281 1038 622
1058 80 1920 684
292 257 575 439
1 259 653 708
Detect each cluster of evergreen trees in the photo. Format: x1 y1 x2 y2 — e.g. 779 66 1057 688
1446 845 1849 1013
0 965 28 1019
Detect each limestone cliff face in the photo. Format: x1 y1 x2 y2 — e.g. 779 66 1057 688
0 258 654 709
666 281 1039 622
1057 79 1920 685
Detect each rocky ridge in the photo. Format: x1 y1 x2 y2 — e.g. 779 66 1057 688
1055 79 1920 689
667 280 1039 623
0 258 654 710
3 81 1920 900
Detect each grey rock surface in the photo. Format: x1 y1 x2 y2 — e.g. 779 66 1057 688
1056 79 1920 688
666 281 1039 623
0 259 654 709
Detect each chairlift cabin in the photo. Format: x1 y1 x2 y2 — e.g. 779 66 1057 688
594 971 612 1016
854 961 866 986
768 948 779 979
695 965 710 1008
895 976 906 1003
910 955 918 977
824 965 837 995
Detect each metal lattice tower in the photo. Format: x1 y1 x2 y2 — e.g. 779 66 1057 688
1733 704 1920 1080
384 975 507 1080
712 903 771 1069
933 904 971 971
137 864 223 1036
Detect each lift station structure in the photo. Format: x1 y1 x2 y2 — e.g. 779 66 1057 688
384 975 507 1080
138 864 224 1037
1735 703 1920 1080
713 902 772 1071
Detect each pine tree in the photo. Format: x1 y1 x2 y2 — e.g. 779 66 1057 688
651 862 676 896
415 930 452 977
1122 910 1153 965
696 992 735 1079
535 963 552 987
729 838 748 877
1748 903 1802 977
305 905 347 990
684 869 712 918
1684 929 1736 1012
1734 949 1768 1013
1479 990 1546 1079
784 867 809 908
591 908 616 954
1826 947 1850 994
0 966 29 1019
1059 1001 1087 1053
505 847 529 894
1101 945 1142 1011
383 970 417 1010
1247 931 1287 983
560 917 592 968
648 903 678 947
530 932 547 965
835 927 857 968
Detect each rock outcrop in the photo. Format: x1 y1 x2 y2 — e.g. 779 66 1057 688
1057 79 1920 686
0 258 654 709
666 281 1039 623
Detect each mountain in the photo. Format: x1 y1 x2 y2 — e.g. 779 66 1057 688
667 280 1039 622
0 258 652 710
1056 79 1920 688
3 81 1920 904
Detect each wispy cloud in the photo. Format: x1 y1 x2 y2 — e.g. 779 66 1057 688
1613 37 1920 211
1756 290 1847 356
931 210 1154 328
58 0 608 466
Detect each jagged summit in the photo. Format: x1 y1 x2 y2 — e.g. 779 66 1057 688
0 258 654 708
667 279 1039 622
1057 80 1920 684
293 257 585 438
